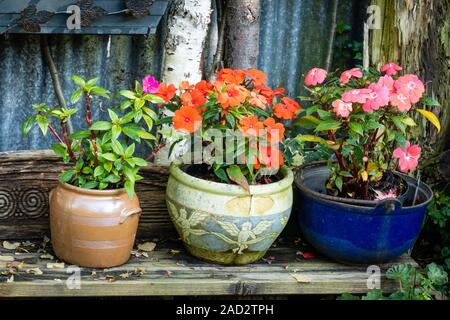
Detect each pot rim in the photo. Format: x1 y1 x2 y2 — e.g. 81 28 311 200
294 161 433 209
169 164 294 196
59 183 127 196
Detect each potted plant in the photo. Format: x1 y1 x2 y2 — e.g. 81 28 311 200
150 68 298 265
22 76 162 268
294 64 441 264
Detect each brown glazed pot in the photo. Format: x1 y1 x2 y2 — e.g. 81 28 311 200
49 183 141 268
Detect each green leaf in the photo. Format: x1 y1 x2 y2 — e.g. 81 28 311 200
226 165 250 192
86 78 98 87
90 87 110 99
391 116 406 134
337 293 360 301
104 161 113 172
124 180 135 199
143 94 164 104
296 135 340 151
108 109 119 122
22 116 35 136
52 143 68 158
111 140 124 156
125 143 135 158
120 90 137 100
99 182 109 190
335 177 343 192
138 130 156 141
71 75 86 87
225 113 235 128
69 130 90 139
93 166 105 178
420 97 440 106
104 174 121 183
135 80 143 95
70 89 83 104
214 167 229 183
349 122 363 136
90 121 112 131
142 114 154 131
122 126 140 141
143 107 159 120
400 116 417 127
111 125 122 140
314 120 341 132
101 152 117 161
36 115 48 136
425 263 448 286
362 289 385 300
134 98 145 110
60 170 75 183
83 181 99 189
132 157 148 167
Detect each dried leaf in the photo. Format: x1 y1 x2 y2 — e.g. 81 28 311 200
2 241 20 250
138 242 156 252
0 255 14 262
77 0 107 27
47 262 65 269
40 253 54 260
290 273 312 283
119 272 130 279
26 267 43 275
141 252 149 258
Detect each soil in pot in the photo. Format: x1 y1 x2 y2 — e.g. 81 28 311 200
166 164 294 265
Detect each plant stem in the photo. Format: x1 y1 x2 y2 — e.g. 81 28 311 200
61 121 76 162
48 124 64 144
146 142 166 161
84 93 98 166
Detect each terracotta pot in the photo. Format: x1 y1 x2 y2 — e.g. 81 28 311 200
166 164 293 265
49 183 141 268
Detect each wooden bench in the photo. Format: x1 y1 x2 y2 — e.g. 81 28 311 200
0 150 416 298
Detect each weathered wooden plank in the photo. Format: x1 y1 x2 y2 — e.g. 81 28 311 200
0 238 416 297
0 150 175 239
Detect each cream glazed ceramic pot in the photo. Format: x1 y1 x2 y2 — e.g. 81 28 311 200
166 164 293 265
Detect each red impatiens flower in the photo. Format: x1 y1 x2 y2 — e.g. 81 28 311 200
263 117 285 143
218 68 246 85
180 89 206 109
155 83 177 103
394 74 425 104
259 145 285 170
273 97 300 120
249 91 268 109
304 68 327 86
381 63 403 76
172 106 202 133
216 84 248 109
393 141 421 172
245 69 267 87
339 68 363 84
239 115 264 137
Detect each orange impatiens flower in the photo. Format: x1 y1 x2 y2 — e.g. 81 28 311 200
217 84 248 109
245 69 267 87
155 83 177 103
195 80 214 95
172 106 202 133
180 89 207 109
259 145 285 170
273 97 301 120
218 69 246 85
239 115 264 137
179 80 194 91
256 86 285 104
249 91 268 109
263 117 285 143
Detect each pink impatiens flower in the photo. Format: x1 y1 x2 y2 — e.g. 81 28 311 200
381 63 403 76
390 92 412 112
305 68 327 86
339 68 363 84
362 83 390 112
393 141 421 172
377 75 395 94
342 88 373 104
332 99 353 118
394 74 425 104
142 75 160 94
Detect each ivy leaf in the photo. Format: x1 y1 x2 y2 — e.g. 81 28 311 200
226 165 250 192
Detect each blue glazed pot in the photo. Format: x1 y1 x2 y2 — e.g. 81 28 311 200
294 162 432 264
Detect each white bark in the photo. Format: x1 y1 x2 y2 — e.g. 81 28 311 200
156 0 212 165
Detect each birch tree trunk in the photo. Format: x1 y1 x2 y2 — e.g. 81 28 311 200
156 0 212 165
367 0 450 150
223 0 260 69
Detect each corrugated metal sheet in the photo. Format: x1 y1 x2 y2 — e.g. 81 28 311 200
0 0 169 35
0 0 364 152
